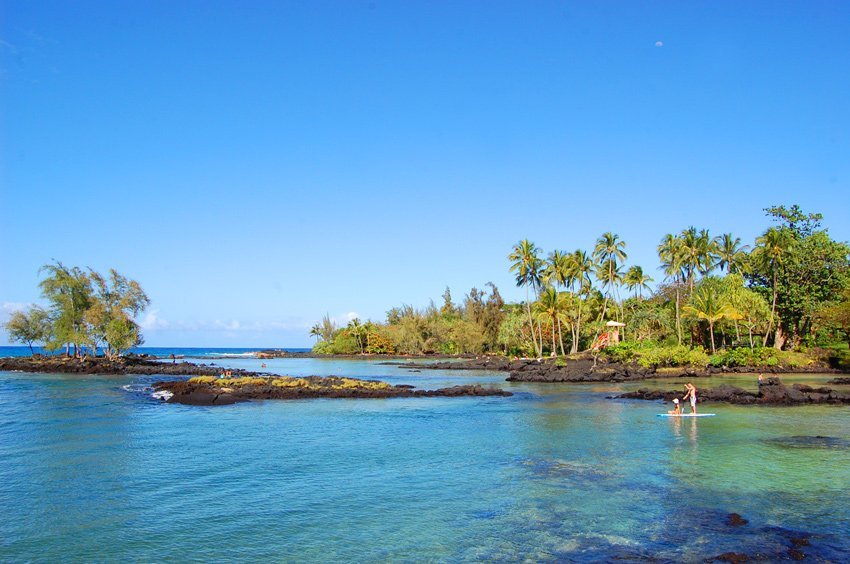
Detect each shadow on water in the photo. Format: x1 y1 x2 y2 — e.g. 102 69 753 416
764 435 850 449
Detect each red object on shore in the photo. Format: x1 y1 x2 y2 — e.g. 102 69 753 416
592 333 609 350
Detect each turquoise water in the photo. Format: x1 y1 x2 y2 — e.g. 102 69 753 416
1 357 848 561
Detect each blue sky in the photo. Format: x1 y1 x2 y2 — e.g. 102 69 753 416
1 1 848 347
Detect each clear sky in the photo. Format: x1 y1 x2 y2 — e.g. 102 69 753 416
1 1 848 347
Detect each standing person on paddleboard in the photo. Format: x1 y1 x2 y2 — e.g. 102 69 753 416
683 383 697 414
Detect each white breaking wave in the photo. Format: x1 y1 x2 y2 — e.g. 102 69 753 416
152 390 173 401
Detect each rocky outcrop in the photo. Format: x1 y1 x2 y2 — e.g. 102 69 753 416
615 377 850 405
0 355 250 377
155 376 512 406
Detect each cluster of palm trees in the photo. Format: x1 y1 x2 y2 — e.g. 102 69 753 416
510 225 792 356
657 226 792 347
509 233 651 357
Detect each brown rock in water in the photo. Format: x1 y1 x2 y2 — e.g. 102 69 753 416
789 537 810 548
787 548 806 560
726 513 749 527
713 552 751 563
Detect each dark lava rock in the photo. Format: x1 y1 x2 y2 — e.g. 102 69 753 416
0 355 266 378
712 552 751 563
828 377 850 384
156 378 512 406
787 548 806 560
790 537 810 548
617 377 850 405
726 513 749 527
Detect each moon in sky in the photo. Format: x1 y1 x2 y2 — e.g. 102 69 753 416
655 41 664 47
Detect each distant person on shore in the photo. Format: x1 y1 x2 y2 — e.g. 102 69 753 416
667 398 681 415
683 383 697 414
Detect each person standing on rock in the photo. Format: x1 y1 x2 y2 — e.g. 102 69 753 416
683 383 697 414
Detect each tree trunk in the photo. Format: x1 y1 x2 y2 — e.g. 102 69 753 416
764 270 778 347
675 286 682 345
573 300 583 354
774 326 786 350
536 318 544 357
709 322 716 354
551 318 557 356
524 287 539 357
557 317 566 356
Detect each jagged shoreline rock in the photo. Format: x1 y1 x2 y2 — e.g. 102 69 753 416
392 353 842 382
0 355 248 377
155 377 512 406
614 377 850 405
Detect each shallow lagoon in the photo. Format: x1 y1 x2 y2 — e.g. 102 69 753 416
1 357 848 561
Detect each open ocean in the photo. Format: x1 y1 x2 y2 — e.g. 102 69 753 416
1 347 849 561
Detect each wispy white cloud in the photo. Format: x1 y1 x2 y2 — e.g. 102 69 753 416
139 309 170 330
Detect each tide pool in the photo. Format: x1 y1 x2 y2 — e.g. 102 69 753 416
1 358 848 561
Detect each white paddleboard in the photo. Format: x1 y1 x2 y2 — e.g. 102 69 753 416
657 413 716 417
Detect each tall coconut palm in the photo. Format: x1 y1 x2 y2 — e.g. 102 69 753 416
715 233 750 274
679 227 714 292
658 233 686 344
624 265 654 299
509 240 543 357
593 232 627 323
752 227 793 347
569 249 594 353
544 250 570 355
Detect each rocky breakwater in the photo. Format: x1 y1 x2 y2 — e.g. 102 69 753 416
616 377 850 405
392 354 656 382
0 355 246 377
155 375 513 406
506 355 659 382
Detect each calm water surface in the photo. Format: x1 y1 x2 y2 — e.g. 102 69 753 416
1 355 848 561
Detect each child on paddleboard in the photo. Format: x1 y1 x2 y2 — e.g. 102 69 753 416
667 398 681 415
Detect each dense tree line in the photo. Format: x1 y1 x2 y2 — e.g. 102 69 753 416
4 262 150 358
313 205 850 357
311 284 505 355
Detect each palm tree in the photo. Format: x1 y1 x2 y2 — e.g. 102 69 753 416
658 233 685 344
544 250 570 355
509 240 543 357
593 232 627 323
715 233 750 274
347 318 366 353
682 279 739 353
534 286 568 356
309 324 322 342
624 265 653 298
752 227 793 347
569 249 594 353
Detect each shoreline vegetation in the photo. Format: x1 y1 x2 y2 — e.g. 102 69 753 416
305 204 850 374
3 203 848 402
